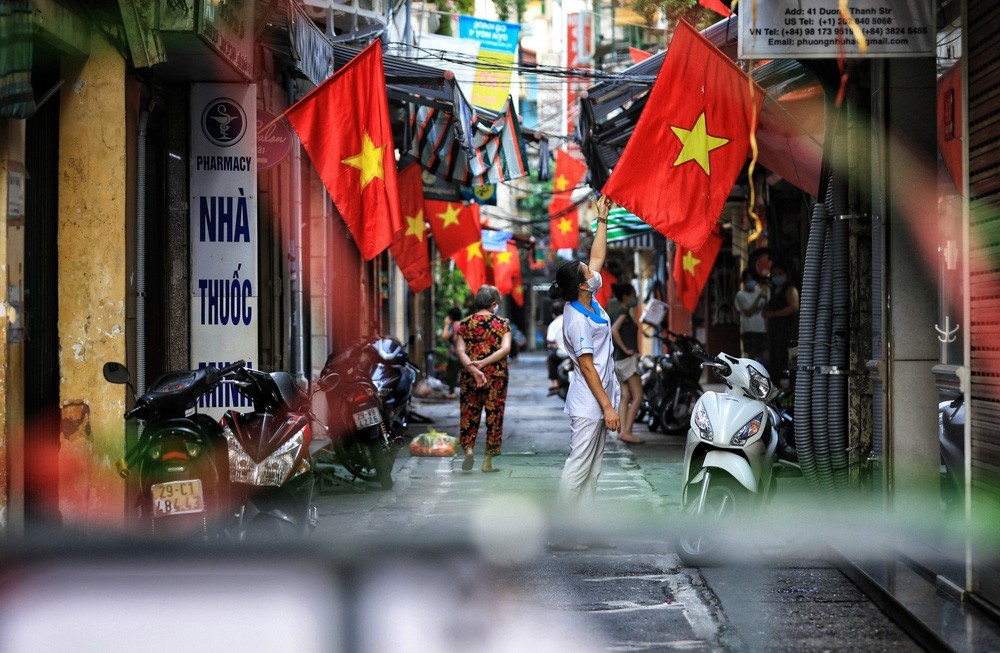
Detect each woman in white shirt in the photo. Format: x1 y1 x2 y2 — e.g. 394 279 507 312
546 194 621 551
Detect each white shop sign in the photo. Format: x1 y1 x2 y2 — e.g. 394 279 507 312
738 0 934 59
190 83 258 417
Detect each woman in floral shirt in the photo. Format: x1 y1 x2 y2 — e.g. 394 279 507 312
455 285 512 473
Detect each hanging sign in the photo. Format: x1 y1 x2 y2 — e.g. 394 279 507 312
190 83 258 417
738 0 934 59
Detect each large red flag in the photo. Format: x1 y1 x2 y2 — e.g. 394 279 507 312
426 199 481 259
602 20 764 252
672 231 722 312
389 163 432 293
285 40 401 260
452 241 487 293
509 243 525 306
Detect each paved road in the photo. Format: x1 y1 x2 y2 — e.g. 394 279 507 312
312 352 922 652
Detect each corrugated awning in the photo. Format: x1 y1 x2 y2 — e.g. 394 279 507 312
591 207 662 250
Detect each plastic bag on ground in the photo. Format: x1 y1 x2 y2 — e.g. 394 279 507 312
409 428 459 457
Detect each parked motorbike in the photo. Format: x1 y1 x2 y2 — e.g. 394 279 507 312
220 366 319 540
939 394 964 514
639 330 706 434
103 360 244 537
316 336 419 490
556 354 572 400
676 352 783 566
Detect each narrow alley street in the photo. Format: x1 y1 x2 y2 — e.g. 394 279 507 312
312 352 921 652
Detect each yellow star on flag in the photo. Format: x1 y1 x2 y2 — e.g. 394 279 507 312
341 130 385 189
404 211 425 241
558 217 574 234
436 203 462 228
554 174 570 191
670 112 729 175
496 250 513 265
682 249 702 276
466 242 483 261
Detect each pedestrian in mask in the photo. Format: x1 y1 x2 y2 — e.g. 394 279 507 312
734 269 768 362
546 194 621 550
455 285 512 473
763 263 799 383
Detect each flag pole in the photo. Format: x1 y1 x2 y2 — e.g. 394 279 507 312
259 110 288 132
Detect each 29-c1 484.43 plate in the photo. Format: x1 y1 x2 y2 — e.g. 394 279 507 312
151 479 205 517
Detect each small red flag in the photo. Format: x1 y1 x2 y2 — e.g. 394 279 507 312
285 40 401 260
426 199 481 259
595 268 617 310
491 242 520 296
629 46 653 63
389 163 432 293
452 240 487 293
672 231 722 313
602 21 764 252
548 149 587 218
698 0 732 18
549 204 580 250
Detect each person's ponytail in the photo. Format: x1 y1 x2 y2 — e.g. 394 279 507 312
551 260 585 301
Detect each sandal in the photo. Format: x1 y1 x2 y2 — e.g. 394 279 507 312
461 449 474 471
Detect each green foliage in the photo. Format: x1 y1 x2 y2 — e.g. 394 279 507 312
435 0 477 35
433 262 472 365
492 0 526 22
627 0 718 29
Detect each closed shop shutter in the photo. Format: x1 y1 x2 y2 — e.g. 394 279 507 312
968 1 1000 607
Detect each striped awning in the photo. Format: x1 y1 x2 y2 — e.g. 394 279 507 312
592 207 660 249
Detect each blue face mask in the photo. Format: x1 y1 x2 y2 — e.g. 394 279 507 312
746 280 757 290
629 297 638 307
772 275 787 287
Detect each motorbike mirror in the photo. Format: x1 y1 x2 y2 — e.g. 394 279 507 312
103 362 131 385
317 373 340 393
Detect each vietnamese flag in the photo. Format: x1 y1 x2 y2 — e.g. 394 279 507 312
389 163 432 293
548 149 587 218
601 20 764 252
672 231 722 312
452 240 487 293
549 207 579 250
285 40 401 260
509 243 525 306
698 0 732 18
491 242 519 296
426 199 481 259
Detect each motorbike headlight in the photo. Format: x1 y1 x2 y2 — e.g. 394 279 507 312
730 412 764 446
225 427 304 486
694 404 713 442
747 366 772 400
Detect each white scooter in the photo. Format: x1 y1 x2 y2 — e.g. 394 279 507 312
676 352 782 566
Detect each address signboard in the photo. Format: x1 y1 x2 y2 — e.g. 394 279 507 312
738 0 935 59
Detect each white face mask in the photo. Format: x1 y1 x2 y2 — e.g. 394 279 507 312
585 271 602 293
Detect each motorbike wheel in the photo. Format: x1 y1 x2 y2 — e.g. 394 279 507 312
660 383 703 434
373 444 395 490
676 474 745 566
557 384 568 400
642 401 660 432
335 441 379 483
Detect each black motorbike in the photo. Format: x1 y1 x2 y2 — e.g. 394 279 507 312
556 354 572 400
104 360 244 537
316 336 420 490
939 394 965 513
220 367 319 540
638 330 706 434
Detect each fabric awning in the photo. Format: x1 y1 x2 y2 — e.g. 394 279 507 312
592 207 663 250
579 16 824 197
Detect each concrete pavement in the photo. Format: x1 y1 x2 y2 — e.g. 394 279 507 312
311 352 922 652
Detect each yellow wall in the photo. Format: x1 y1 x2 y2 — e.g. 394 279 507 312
57 34 128 530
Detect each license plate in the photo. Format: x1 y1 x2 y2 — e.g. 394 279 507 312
151 479 205 517
353 407 382 429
